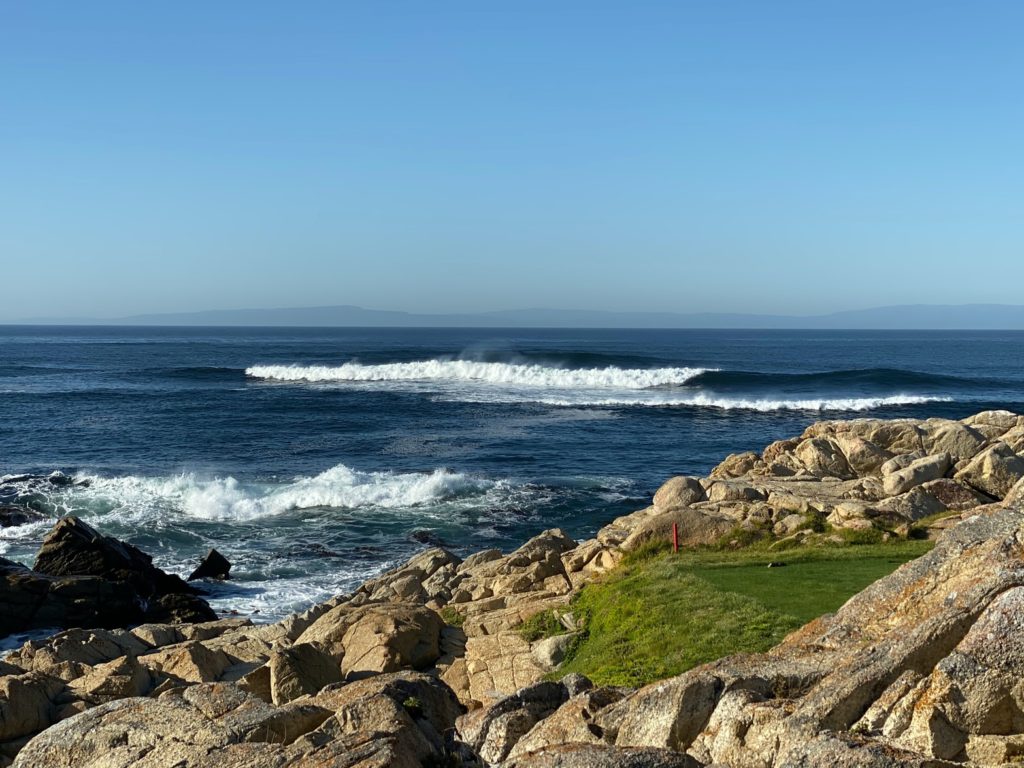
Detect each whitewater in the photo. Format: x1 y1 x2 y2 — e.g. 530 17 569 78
246 360 709 389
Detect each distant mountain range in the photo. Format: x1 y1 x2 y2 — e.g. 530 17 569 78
18 303 1024 329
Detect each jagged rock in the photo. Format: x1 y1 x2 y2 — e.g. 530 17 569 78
709 451 762 479
340 604 443 678
0 558 147 636
0 673 65 742
34 517 192 598
68 654 151 704
26 517 216 626
141 640 232 684
923 419 987 461
458 680 569 764
795 437 856 479
11 683 334 767
7 628 148 674
306 671 463 758
504 743 699 767
187 548 231 580
916 478 991 512
955 441 1024 499
507 686 627 759
268 642 342 704
652 476 706 510
833 434 892 476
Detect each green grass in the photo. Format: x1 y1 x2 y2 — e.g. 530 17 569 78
556 540 932 687
519 608 568 642
439 605 465 628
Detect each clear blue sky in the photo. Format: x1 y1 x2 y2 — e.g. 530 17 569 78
2 1 1021 320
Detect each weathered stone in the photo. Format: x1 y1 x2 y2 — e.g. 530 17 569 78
963 409 1018 430
652 476 706 511
833 434 892 476
504 743 699 767
0 673 64 742
709 451 762 479
706 480 767 503
268 642 342 704
508 687 626 759
141 640 232 683
530 633 579 670
619 508 734 552
923 419 987 461
68 654 151 704
955 441 1024 499
795 437 855 479
882 452 950 497
339 604 443 678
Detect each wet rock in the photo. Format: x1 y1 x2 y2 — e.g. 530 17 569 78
0 507 46 528
28 517 215 624
1 558 147 636
187 548 231 581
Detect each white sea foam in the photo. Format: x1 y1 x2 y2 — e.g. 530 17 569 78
65 465 495 522
246 361 708 389
531 394 953 411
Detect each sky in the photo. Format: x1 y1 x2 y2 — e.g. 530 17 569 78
1 1 1022 321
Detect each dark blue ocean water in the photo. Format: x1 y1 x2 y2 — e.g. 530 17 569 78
1 326 1022 619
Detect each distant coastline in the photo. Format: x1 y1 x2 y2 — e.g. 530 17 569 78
12 302 1024 330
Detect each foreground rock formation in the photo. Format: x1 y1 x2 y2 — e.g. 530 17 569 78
2 410 1024 766
1 517 215 636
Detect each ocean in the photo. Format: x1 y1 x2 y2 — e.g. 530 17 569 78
1 326 1022 621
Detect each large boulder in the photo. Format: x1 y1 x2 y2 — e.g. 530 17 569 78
268 642 342 704
620 508 734 552
0 558 147 636
881 453 951 497
340 604 443 678
795 437 855 479
652 476 706 511
31 517 216 624
955 442 1024 499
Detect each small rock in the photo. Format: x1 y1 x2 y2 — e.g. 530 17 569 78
187 548 231 581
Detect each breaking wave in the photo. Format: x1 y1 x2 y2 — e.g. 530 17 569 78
28 465 499 522
246 361 709 389
533 394 953 411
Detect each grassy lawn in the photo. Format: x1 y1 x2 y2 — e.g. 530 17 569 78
556 541 932 687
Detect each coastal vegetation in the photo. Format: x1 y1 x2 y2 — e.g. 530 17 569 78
557 539 933 686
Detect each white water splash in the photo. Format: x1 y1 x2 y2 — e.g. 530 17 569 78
246 361 709 389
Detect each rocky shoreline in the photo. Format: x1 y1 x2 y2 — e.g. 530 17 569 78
2 409 1024 766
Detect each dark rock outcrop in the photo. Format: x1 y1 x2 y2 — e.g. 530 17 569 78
187 548 231 581
1 518 215 636
0 506 46 528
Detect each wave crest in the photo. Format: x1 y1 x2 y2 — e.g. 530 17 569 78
534 394 952 411
246 361 708 389
64 465 495 521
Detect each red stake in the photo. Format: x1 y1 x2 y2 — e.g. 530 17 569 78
672 522 679 553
